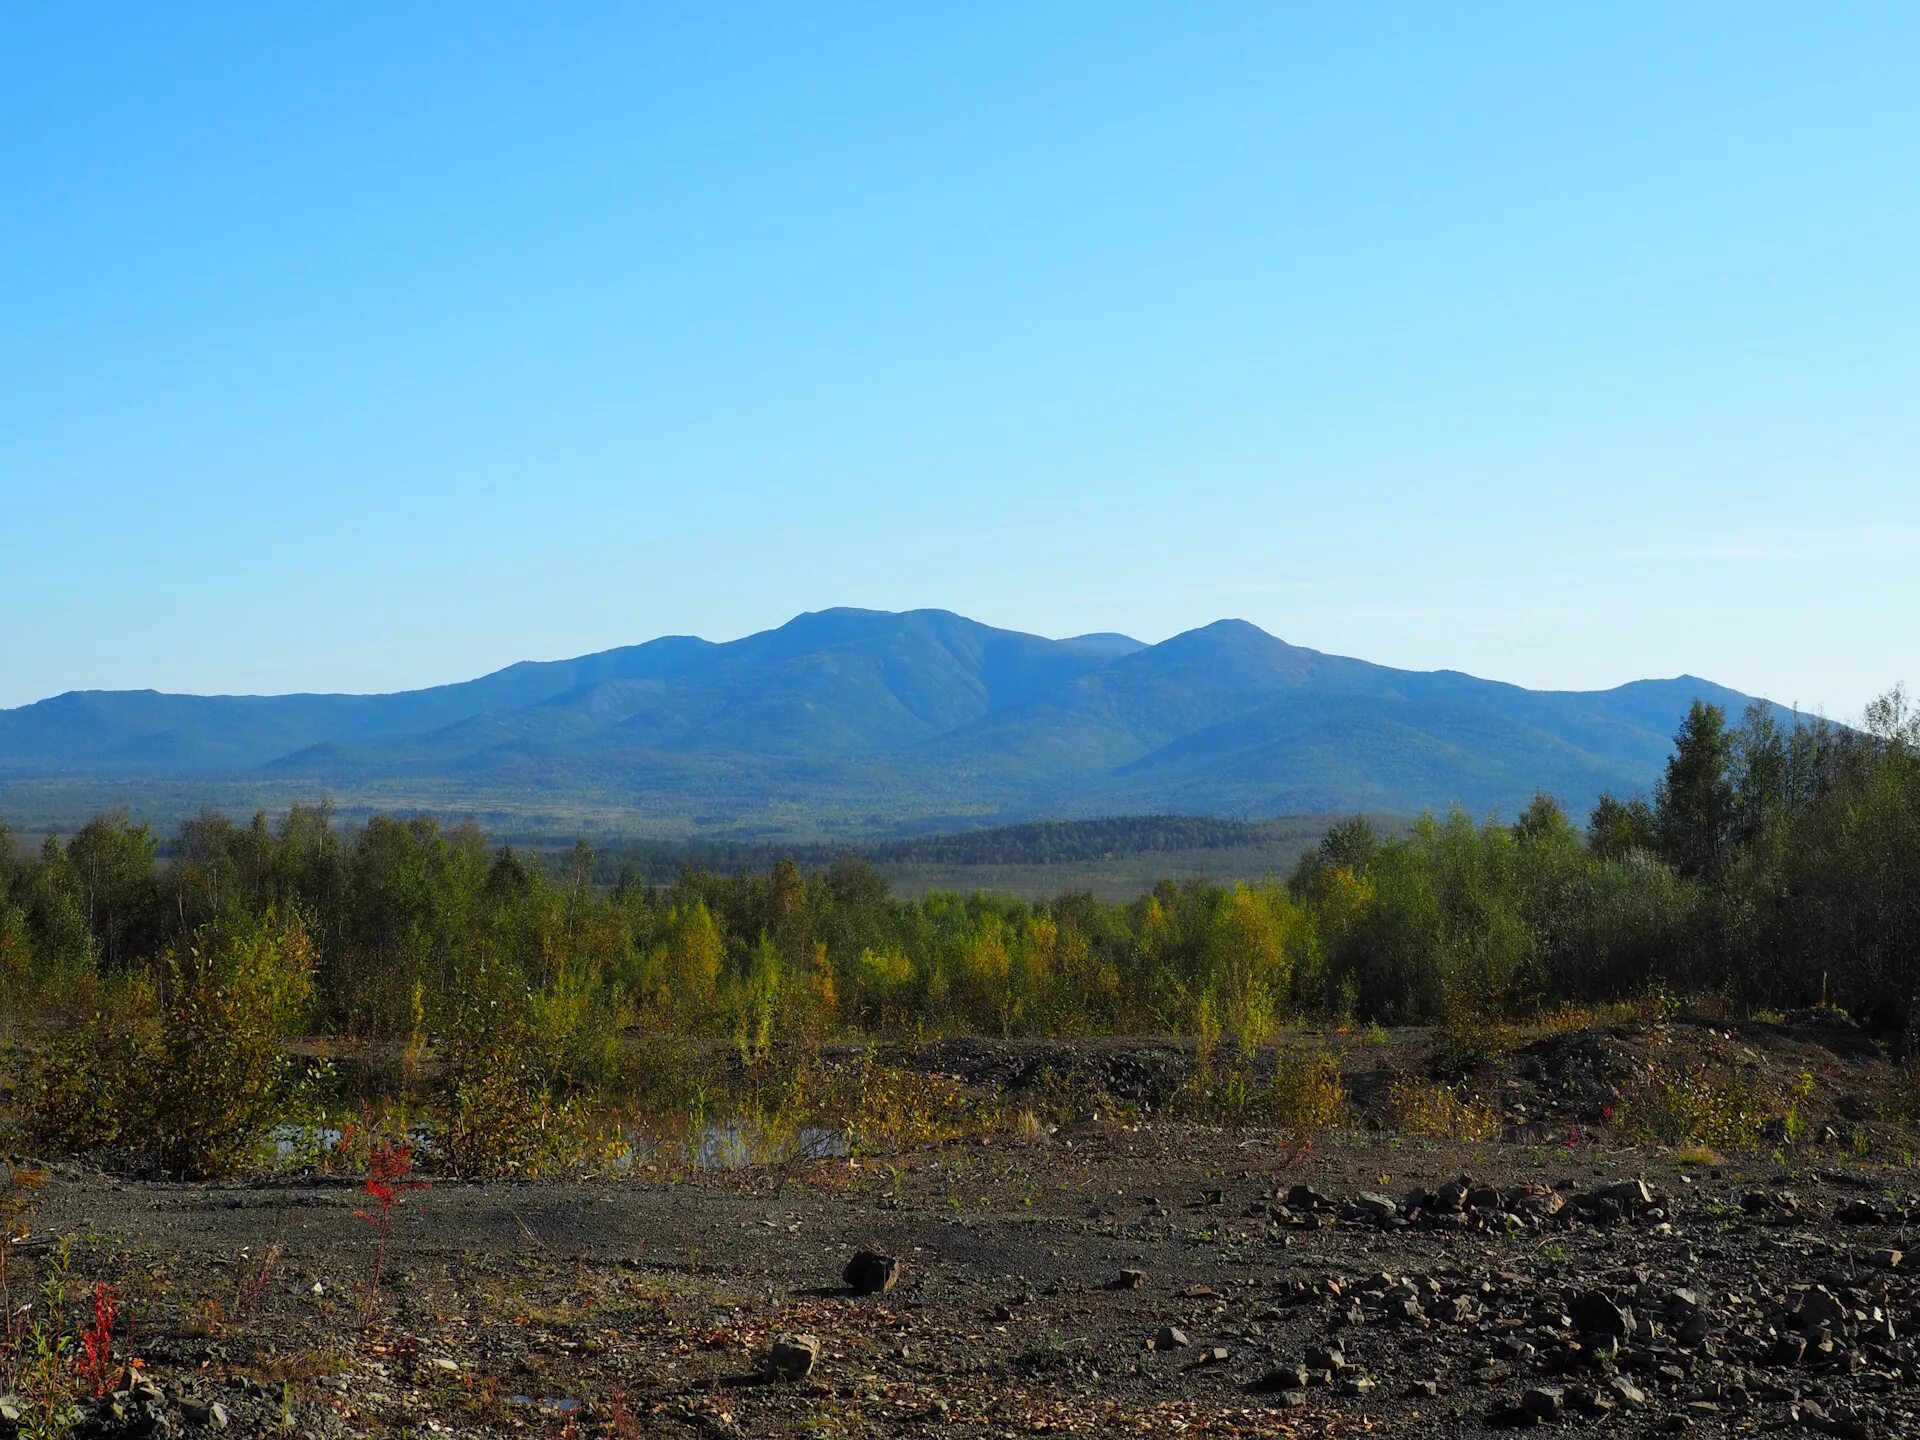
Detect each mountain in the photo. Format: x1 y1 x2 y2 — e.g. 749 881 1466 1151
0 608 1787 834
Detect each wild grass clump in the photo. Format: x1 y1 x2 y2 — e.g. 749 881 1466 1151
1270 1041 1348 1139
1174 1045 1268 1126
0 1198 127 1439
1891 1067 1920 1131
1384 1075 1500 1140
839 1050 991 1153
1432 981 1516 1076
1612 1047 1772 1149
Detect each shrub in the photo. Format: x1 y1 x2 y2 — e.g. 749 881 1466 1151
1892 1055 1920 1126
1613 1046 1769 1149
1385 1076 1499 1140
1270 1041 1348 1138
21 972 162 1155
432 962 583 1176
1432 976 1515 1075
22 908 313 1177
146 909 315 1177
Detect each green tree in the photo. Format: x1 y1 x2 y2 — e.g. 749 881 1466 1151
1587 792 1656 861
65 812 159 971
1655 701 1735 881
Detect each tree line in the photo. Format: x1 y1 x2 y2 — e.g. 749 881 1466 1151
1 690 1915 1066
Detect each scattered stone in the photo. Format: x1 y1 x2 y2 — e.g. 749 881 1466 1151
1570 1290 1631 1337
1606 1377 1648 1407
1151 1325 1190 1351
1353 1192 1398 1221
844 1249 901 1295
1601 1178 1653 1210
1305 1344 1346 1373
1112 1267 1148 1290
1252 1366 1311 1392
1520 1385 1565 1421
769 1334 820 1381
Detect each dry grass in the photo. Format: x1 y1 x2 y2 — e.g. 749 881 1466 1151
1270 1041 1349 1139
1384 1075 1500 1140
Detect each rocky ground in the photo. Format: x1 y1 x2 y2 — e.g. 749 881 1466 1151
7 1016 1919 1438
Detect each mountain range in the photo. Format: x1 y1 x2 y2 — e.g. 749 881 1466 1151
0 608 1778 835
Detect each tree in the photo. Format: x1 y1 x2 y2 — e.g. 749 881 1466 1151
65 813 158 972
1587 792 1656 862
1655 701 1735 881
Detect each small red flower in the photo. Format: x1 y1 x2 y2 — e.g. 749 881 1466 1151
355 1140 425 1226
355 1138 428 1329
76 1282 120 1397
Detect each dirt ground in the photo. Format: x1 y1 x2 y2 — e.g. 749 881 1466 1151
11 1016 1920 1438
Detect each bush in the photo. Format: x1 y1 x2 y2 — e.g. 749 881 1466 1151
21 972 162 1155
1270 1041 1348 1138
147 909 315 1176
1384 1076 1499 1140
1612 1037 1773 1149
1432 978 1515 1075
23 910 313 1177
432 962 583 1176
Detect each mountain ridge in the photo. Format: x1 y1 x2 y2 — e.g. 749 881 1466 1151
0 608 1789 830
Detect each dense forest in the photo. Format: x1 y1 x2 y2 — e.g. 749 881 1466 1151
570 813 1380 889
2 691 1914 1051
1 690 1915 1176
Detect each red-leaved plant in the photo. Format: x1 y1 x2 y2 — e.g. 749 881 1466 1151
76 1281 120 1397
355 1139 427 1328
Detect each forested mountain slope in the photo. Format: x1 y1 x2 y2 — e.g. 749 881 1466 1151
0 608 1787 828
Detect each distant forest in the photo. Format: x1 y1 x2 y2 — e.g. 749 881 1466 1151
5 689 1919 1176
572 813 1398 887
2 691 1915 1062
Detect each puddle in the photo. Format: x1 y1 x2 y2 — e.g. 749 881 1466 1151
508 1395 582 1415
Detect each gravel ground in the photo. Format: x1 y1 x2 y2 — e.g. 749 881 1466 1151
4 1015 1915 1438
12 1117 1919 1438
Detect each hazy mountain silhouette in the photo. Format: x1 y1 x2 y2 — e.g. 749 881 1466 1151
0 608 1782 827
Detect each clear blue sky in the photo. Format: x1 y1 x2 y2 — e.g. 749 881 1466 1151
3 4 1915 715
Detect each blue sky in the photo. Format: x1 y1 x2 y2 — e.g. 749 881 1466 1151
3 4 1915 715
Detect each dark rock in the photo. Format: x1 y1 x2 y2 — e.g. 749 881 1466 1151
844 1249 901 1295
1521 1386 1565 1420
1252 1366 1310 1392
769 1334 820 1380
1353 1192 1398 1221
1606 1377 1648 1407
1566 1297 1628 1344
